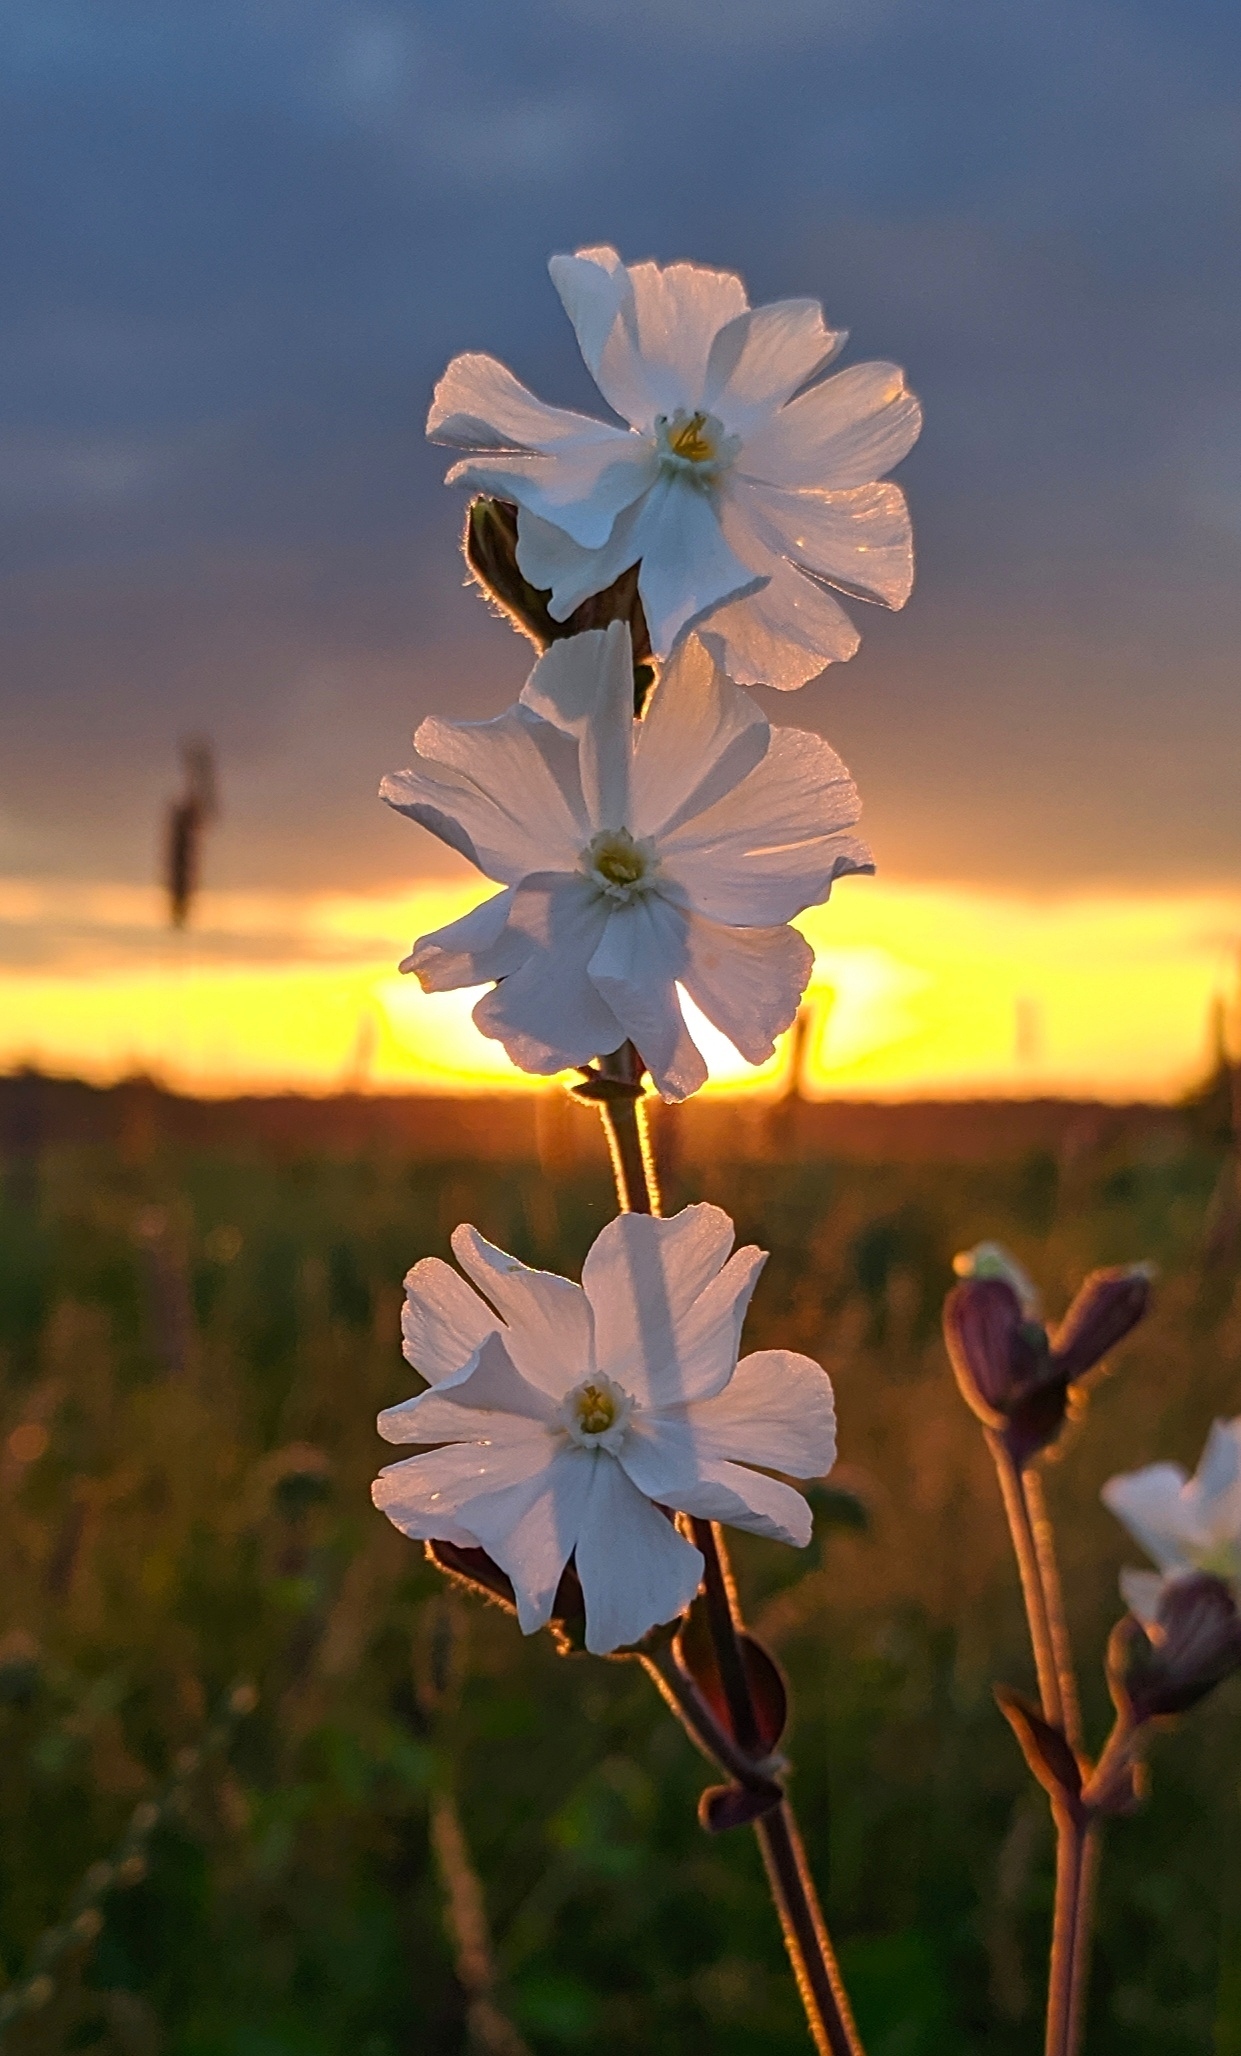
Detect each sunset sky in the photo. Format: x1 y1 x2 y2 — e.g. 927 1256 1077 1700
3 1 1240 1096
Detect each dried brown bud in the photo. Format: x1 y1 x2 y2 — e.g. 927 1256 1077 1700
1108 1572 1241 1722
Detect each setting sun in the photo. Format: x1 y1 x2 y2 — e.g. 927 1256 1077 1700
2 873 1234 1101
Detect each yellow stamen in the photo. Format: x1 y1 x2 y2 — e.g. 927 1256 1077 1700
668 411 715 464
575 1383 616 1435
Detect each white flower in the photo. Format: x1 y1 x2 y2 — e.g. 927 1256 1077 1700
373 1203 836 1655
428 245 922 691
1102 1417 1241 1626
382 620 870 1099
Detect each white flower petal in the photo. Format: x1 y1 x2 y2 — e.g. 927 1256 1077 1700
1119 1567 1167 1629
379 1331 556 1443
373 1424 555 1545
700 533 863 689
383 704 587 883
520 478 765 654
1193 1417 1241 1503
617 1423 813 1546
1101 1462 1201 1574
404 890 528 993
734 477 914 611
585 896 706 1101
549 246 654 429
399 1256 498 1384
573 1455 704 1653
515 499 650 623
450 1224 594 1399
582 1207 764 1406
519 623 634 832
660 726 870 925
471 873 622 1074
428 350 650 549
468 1443 597 1635
703 300 847 430
679 917 813 1068
629 636 769 843
742 359 922 492
624 256 750 417
631 473 767 656
678 1348 837 1477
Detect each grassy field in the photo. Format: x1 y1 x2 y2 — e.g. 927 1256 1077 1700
2 1086 1240 2056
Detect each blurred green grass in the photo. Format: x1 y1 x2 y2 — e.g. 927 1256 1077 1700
2 1103 1241 2056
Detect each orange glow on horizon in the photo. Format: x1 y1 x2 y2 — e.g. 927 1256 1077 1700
0 872 1237 1101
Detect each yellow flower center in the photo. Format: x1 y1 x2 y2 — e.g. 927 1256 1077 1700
654 407 740 484
582 827 660 903
558 1373 635 1451
669 411 716 463
575 1383 617 1435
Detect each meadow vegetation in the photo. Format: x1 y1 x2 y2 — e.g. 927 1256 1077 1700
1 1087 1239 2055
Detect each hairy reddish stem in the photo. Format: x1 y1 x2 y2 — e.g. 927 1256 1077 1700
598 1056 864 2056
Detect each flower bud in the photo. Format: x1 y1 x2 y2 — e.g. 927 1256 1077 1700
1049 1265 1153 1383
943 1246 1152 1466
942 1275 1051 1422
1108 1572 1241 1722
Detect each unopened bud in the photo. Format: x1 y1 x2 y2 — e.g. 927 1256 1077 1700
942 1276 1050 1422
1050 1264 1153 1382
944 1250 1153 1466
953 1241 1040 1316
1109 1572 1241 1722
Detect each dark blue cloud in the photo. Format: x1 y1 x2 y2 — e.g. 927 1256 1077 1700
1 0 1239 891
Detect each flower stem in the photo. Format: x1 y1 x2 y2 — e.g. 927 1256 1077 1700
986 1431 1066 1732
588 1044 661 1214
1044 1811 1098 2056
595 1053 864 2056
1022 1466 1083 1754
987 1434 1099 2056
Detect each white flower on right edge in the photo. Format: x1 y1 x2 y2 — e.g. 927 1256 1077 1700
373 1203 836 1656
382 620 871 1100
1102 1417 1241 1625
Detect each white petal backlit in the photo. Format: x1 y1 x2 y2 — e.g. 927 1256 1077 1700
469 874 620 1072
660 726 870 926
451 1225 594 1400
700 542 863 689
379 1332 555 1443
684 1348 837 1477
736 478 915 611
680 916 813 1068
382 704 587 883
703 300 847 430
519 623 634 833
404 890 526 993
573 1457 705 1654
628 636 768 844
583 1206 758 1407
400 1257 498 1384
1101 1462 1201 1575
741 359 923 492
628 473 767 657
429 350 651 550
585 896 706 1101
